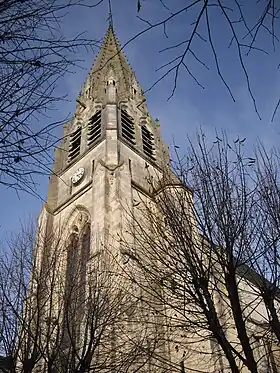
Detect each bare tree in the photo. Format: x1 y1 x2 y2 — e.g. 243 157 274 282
0 0 101 194
0 221 68 372
244 145 280 346
0 220 160 373
122 133 280 373
134 0 280 119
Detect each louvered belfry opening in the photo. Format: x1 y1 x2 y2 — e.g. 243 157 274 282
88 110 102 147
142 125 156 161
121 109 136 146
68 126 82 162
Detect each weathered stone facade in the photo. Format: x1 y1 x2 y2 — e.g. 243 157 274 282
32 25 171 372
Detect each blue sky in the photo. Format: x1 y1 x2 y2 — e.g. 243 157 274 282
1 0 280 236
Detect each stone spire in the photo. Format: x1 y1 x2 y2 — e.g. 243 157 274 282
79 25 146 109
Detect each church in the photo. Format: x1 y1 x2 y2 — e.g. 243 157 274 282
25 25 280 373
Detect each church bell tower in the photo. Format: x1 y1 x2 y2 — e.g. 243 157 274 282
19 24 189 373
27 25 172 372
41 24 169 256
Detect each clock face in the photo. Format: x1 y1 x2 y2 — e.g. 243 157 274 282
71 167 85 185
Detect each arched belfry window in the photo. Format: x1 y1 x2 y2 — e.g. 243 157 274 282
141 125 156 161
68 126 82 162
88 110 102 147
121 109 135 146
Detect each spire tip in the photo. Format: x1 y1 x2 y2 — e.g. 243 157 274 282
108 0 113 29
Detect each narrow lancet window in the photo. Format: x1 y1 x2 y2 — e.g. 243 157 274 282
142 125 156 161
66 230 79 291
80 223 90 311
63 220 90 351
88 110 102 147
62 228 79 350
68 127 81 162
81 223 90 272
121 109 135 146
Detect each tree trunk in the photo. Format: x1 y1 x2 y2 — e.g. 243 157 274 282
263 291 280 344
225 271 258 373
199 280 241 373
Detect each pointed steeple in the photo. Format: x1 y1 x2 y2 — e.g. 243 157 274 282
80 25 145 107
